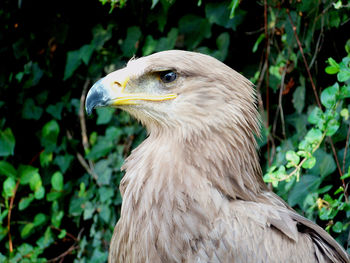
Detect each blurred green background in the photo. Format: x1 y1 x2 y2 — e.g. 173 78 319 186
1 0 350 262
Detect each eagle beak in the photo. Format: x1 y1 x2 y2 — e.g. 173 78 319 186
85 70 177 115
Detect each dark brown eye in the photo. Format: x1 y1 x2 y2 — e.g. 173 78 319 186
160 71 177 83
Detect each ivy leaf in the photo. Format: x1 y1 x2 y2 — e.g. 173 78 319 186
41 120 60 152
96 108 114 125
63 49 82 81
54 154 74 173
0 128 16 157
179 15 211 49
121 26 142 57
46 102 64 120
22 98 43 120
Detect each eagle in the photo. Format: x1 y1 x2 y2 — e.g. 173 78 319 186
85 50 349 263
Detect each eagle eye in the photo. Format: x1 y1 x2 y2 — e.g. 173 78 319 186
160 71 177 83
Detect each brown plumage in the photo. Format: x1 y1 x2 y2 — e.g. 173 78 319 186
85 50 349 263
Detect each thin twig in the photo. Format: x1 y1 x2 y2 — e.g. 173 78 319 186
287 10 322 108
47 244 79 262
50 226 78 242
278 67 287 138
343 124 350 174
309 15 324 69
7 179 20 253
78 79 101 185
76 153 100 185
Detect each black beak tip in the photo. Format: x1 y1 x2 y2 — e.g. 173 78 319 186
85 79 107 116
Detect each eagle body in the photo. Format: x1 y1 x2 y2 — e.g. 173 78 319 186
85 50 349 263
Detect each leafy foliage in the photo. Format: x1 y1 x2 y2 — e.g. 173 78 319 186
0 0 349 261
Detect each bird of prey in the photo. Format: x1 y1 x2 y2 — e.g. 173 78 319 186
85 50 349 263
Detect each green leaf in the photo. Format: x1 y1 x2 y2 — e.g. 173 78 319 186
51 171 64 191
63 49 82 81
54 154 74 173
21 223 35 238
305 128 323 144
83 201 95 220
288 174 320 207
22 98 43 120
91 24 113 50
292 86 306 114
0 161 16 177
155 28 179 52
310 149 336 178
338 69 350 82
332 221 343 233
19 194 34 210
58 229 67 239
321 83 339 109
228 0 240 18
285 150 300 165
205 1 245 30
308 107 324 130
179 15 211 49
41 120 60 151
3 177 16 197
34 186 45 199
95 159 112 185
96 108 114 125
121 26 142 57
51 210 63 228
252 33 265 53
80 44 95 65
0 128 16 157
29 172 42 192
99 204 111 223
339 85 350 99
98 187 114 203
142 35 157 56
46 191 62 201
46 102 64 120
326 119 340 136
19 165 40 185
325 57 340 74
40 151 53 167
340 108 349 120
302 156 316 169
33 213 46 226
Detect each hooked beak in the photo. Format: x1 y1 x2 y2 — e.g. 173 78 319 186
85 69 177 115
